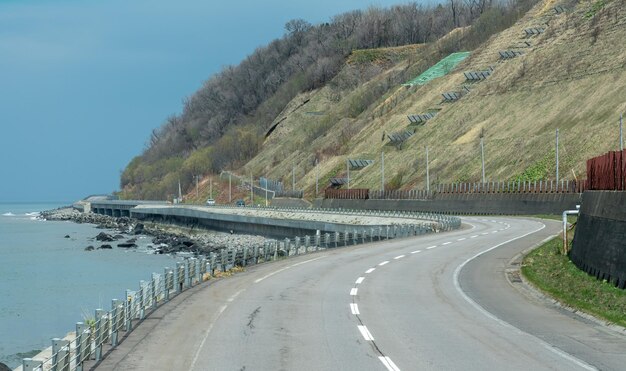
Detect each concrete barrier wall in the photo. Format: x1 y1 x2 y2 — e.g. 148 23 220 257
130 206 387 239
570 191 626 288
314 193 581 215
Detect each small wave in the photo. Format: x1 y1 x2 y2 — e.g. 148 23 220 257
2 212 15 216
25 212 41 216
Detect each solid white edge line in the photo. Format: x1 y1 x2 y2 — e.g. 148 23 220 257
356 277 365 284
379 356 401 371
189 289 244 370
350 287 358 296
358 325 374 341
394 255 405 260
379 261 389 266
452 222 597 371
365 268 376 274
254 256 327 283
350 303 360 315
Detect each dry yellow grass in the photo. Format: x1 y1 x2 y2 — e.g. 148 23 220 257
244 0 626 196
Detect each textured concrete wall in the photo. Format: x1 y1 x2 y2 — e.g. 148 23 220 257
570 191 626 288
130 206 386 239
314 193 581 215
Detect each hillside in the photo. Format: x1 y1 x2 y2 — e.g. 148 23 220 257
242 0 626 199
121 0 626 202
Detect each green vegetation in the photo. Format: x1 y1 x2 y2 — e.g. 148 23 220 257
586 0 608 18
522 232 626 327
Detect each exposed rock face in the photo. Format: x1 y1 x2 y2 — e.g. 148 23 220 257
0 362 12 371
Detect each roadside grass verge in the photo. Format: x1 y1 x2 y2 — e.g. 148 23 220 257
521 232 626 328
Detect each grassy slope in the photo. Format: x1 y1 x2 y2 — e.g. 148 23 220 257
522 231 626 327
242 0 626 197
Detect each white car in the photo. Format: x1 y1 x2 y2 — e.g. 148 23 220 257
206 198 215 206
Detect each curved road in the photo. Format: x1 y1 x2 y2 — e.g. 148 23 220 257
95 217 626 370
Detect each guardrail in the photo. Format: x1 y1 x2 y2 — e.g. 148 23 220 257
20 208 460 371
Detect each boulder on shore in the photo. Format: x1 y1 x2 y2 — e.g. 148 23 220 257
64 235 70 238
99 244 113 249
117 243 137 248
96 232 115 242
85 245 95 251
0 361 12 371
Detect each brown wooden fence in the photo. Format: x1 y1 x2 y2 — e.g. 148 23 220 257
435 180 586 194
324 188 369 200
587 150 626 190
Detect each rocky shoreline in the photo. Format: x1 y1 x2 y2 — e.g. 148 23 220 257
41 207 270 256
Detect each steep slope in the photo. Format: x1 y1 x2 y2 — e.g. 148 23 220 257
242 0 626 198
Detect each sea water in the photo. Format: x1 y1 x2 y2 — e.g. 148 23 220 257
0 203 178 368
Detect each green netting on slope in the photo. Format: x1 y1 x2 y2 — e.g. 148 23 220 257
403 51 470 86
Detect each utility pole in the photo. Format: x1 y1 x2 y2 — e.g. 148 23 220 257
315 159 319 197
426 146 430 192
381 151 385 192
195 175 199 198
250 173 253 205
265 174 268 207
292 165 295 191
347 159 350 190
209 177 212 199
178 179 182 203
480 130 485 183
556 129 559 183
229 173 232 203
619 113 624 151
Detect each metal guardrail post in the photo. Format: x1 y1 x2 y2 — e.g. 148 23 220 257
138 281 146 320
305 236 310 253
175 262 183 292
295 237 300 256
125 290 134 331
22 358 42 371
210 253 216 275
75 322 89 371
94 309 106 361
243 247 248 266
163 268 171 301
151 273 158 309
51 338 69 371
254 245 259 264
111 299 122 347
334 232 339 248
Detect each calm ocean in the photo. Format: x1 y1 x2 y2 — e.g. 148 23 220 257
0 203 177 368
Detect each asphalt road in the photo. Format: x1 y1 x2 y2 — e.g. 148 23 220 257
94 217 626 371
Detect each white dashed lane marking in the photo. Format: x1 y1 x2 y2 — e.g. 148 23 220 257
394 255 405 260
442 242 452 246
350 303 360 315
355 277 365 284
426 245 437 250
358 325 375 341
350 288 358 296
365 268 376 274
379 356 401 371
379 261 389 266
411 250 421 254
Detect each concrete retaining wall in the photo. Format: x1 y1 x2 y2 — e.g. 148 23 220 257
570 191 626 288
130 206 387 239
314 193 581 215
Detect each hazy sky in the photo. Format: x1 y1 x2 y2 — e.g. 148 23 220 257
0 0 410 202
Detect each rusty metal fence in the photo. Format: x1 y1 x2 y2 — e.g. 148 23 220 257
587 149 626 190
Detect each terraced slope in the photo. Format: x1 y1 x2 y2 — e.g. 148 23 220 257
242 0 626 197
